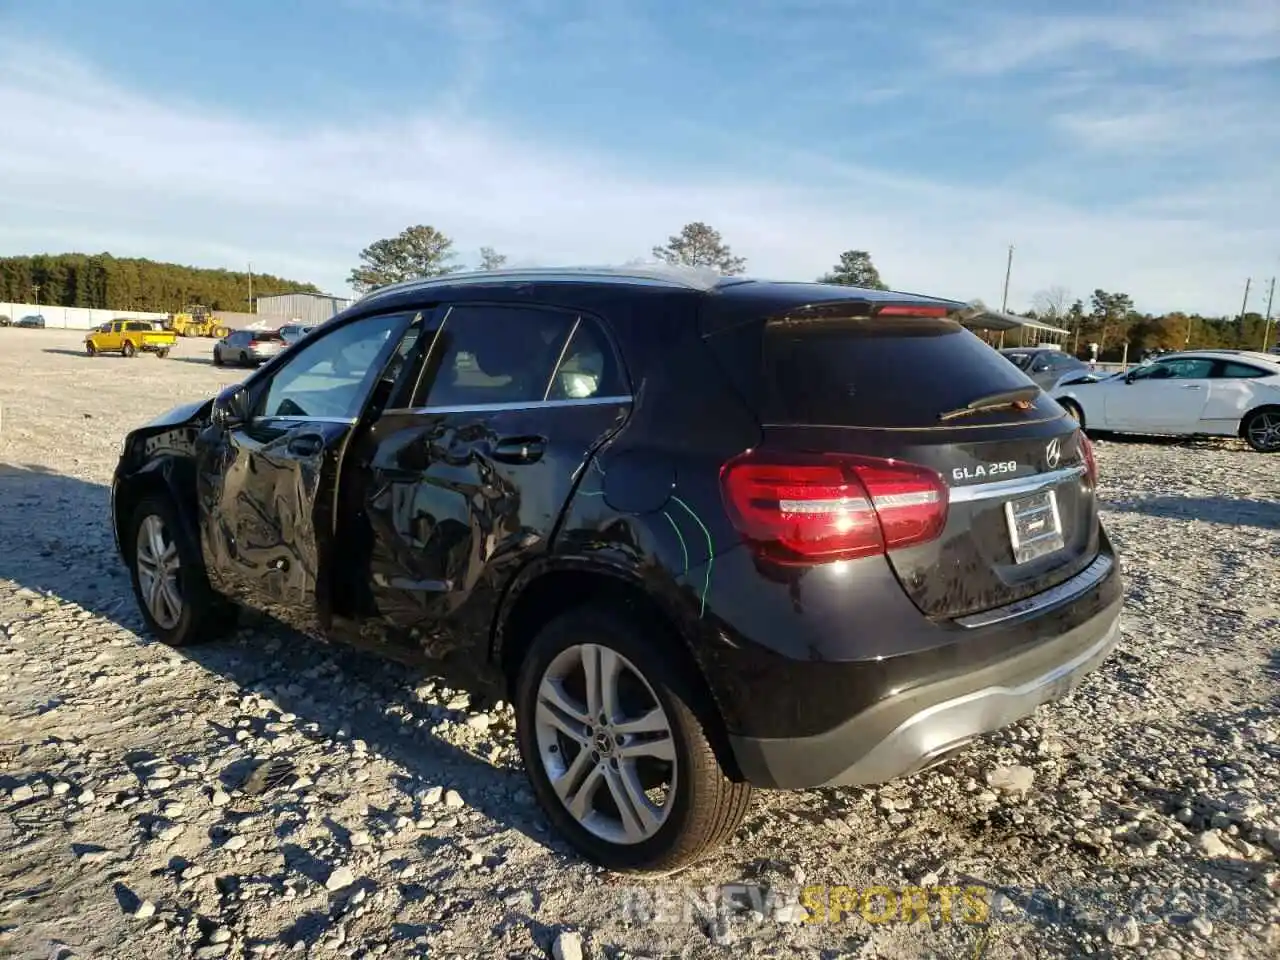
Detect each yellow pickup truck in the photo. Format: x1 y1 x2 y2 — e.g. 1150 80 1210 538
85 319 178 358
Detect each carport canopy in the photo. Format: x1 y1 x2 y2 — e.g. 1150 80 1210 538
951 303 1070 347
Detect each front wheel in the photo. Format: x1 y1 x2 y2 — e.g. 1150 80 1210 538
127 496 236 646
1059 398 1085 429
1243 409 1280 453
121 341 136 358
212 349 223 366
514 605 752 873
85 342 97 356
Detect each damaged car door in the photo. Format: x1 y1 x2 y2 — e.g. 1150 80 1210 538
195 310 418 635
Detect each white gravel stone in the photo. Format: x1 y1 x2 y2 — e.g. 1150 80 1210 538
325 866 356 891
551 930 584 960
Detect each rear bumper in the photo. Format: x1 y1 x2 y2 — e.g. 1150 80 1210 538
728 564 1122 789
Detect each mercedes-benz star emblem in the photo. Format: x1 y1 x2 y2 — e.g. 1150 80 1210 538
1045 437 1062 470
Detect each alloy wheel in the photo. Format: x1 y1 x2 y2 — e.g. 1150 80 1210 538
1247 411 1280 452
136 514 183 629
533 643 677 845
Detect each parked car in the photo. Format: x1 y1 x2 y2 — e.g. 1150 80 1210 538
213 329 286 367
279 323 317 347
1000 347 1089 391
85 319 178 358
16 314 46 328
1052 349 1280 452
111 267 1122 872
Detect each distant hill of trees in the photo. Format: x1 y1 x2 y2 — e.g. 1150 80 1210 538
0 253 320 313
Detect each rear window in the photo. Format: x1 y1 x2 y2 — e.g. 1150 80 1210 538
252 331 284 341
756 318 1043 428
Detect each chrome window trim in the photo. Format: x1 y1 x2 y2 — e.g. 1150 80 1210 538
253 415 358 425
954 553 1114 629
542 315 582 402
382 395 633 417
948 464 1087 504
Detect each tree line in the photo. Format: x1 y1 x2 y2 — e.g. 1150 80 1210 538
0 253 320 313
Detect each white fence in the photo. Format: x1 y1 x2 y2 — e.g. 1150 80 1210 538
0 303 170 331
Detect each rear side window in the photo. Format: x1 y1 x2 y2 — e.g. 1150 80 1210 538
413 305 576 408
547 319 628 401
1215 361 1268 378
753 318 1043 428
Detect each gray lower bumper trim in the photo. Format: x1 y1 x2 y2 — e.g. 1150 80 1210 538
824 611 1120 786
729 597 1123 790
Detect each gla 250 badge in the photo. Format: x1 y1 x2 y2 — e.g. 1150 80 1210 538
952 439 1064 482
952 461 1018 481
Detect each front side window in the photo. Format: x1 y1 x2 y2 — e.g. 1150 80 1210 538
1130 358 1214 381
414 305 576 408
258 312 409 420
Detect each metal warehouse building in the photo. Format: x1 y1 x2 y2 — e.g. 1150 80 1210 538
255 292 354 324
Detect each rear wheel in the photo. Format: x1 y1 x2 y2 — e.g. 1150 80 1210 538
514 605 752 873
1243 408 1280 453
156 348 170 359
127 496 236 646
121 341 136 358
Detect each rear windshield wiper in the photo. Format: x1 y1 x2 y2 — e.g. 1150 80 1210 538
938 386 1040 422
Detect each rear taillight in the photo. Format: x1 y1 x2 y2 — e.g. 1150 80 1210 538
719 450 949 565
1079 431 1097 486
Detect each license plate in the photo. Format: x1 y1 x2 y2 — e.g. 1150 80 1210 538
1004 488 1064 563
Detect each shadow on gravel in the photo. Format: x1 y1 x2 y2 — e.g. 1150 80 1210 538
0 463 561 861
1105 495 1280 531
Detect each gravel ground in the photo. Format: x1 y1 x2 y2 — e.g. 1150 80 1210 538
1 328 1277 960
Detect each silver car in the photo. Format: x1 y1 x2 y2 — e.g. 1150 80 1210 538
1000 347 1089 391
279 323 317 348
213 330 285 367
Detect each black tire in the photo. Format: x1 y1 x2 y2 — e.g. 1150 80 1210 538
85 342 97 356
126 495 236 646
156 348 170 359
213 349 224 366
1242 408 1280 453
122 341 136 358
1059 398 1085 429
514 605 752 873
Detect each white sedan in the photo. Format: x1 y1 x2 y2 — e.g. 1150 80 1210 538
1050 350 1280 453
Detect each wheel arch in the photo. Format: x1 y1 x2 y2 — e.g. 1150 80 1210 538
492 558 744 781
113 455 201 563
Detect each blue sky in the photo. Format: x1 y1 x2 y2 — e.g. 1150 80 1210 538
2 0 1277 315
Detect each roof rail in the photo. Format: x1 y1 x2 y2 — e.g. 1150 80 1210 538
356 262 741 303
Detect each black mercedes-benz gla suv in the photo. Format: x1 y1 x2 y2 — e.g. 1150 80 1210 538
111 266 1122 872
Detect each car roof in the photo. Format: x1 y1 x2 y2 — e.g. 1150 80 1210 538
354 265 964 313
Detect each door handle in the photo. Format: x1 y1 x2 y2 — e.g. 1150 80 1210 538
1179 384 1203 390
287 434 324 457
490 436 547 464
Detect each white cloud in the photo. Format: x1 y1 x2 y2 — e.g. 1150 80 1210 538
929 0 1280 76
2 39 1277 316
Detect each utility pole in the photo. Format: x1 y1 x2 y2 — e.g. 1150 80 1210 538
1238 277 1251 325
32 283 40 306
1000 244 1013 313
248 262 254 314
1262 276 1276 352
